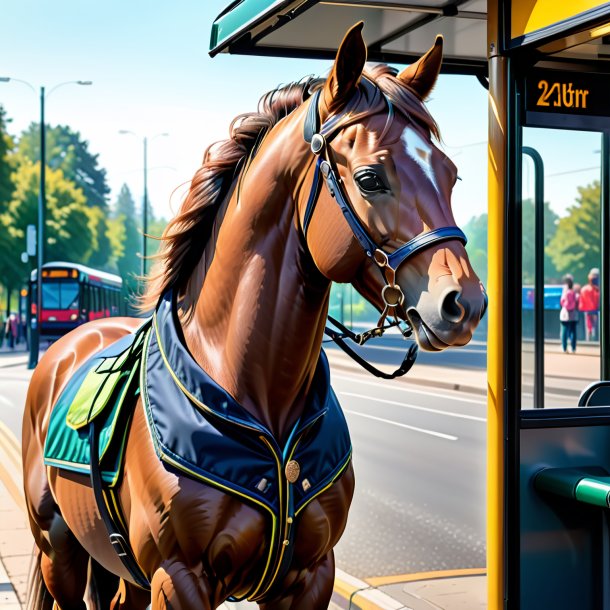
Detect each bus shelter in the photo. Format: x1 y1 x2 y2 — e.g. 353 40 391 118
210 2 610 608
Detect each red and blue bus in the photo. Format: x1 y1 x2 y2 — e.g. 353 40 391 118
30 262 124 339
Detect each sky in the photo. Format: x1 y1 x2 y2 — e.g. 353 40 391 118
0 1 601 229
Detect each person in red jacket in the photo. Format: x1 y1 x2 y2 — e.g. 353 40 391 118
579 267 600 341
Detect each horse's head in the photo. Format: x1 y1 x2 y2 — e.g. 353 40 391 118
300 23 486 351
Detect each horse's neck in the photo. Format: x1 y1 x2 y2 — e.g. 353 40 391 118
182 118 330 443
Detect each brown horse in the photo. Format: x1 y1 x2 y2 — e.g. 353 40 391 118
22 23 485 610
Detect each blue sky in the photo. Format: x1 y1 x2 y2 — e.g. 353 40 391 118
1 1 600 226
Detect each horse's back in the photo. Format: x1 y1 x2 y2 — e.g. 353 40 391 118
22 317 144 528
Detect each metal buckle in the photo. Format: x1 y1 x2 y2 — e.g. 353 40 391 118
382 284 405 307
374 249 389 268
311 133 325 154
109 533 129 557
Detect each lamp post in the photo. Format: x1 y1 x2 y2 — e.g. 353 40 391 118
118 131 169 277
0 78 92 369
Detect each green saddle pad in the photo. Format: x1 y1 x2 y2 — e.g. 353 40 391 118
44 325 149 486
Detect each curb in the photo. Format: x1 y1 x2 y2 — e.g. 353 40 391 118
326 353 488 397
326 351 586 398
331 569 405 610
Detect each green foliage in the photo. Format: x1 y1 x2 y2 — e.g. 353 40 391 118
547 181 601 285
463 213 488 287
521 198 559 284
112 184 140 297
0 108 23 295
18 123 110 210
462 198 560 287
0 106 15 211
7 160 96 264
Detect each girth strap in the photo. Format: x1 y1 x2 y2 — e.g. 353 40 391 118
89 421 151 590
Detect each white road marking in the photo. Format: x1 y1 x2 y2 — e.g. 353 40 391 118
341 391 486 422
344 409 458 441
331 373 486 405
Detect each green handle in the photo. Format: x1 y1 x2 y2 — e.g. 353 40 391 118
534 467 610 509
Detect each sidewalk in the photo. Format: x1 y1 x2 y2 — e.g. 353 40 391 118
328 340 599 399
0 345 29 370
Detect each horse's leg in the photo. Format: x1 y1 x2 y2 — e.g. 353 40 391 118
107 578 151 610
36 512 89 610
88 559 149 610
25 545 54 610
257 552 335 610
150 560 217 610
86 558 119 609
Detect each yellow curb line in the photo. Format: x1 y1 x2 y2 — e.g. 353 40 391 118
0 455 26 514
0 421 20 456
365 567 487 587
0 421 22 472
333 574 397 610
0 422 26 514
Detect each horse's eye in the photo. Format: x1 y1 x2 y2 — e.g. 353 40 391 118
354 169 387 194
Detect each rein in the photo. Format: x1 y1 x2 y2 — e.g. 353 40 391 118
302 87 467 379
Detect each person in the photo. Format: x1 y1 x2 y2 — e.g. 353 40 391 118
5 313 18 349
559 274 579 353
579 267 600 341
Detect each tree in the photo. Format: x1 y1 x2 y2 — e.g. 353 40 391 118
7 159 96 264
522 198 559 284
0 106 19 314
112 184 140 298
18 123 113 267
0 105 15 211
463 198 559 289
463 213 488 287
18 123 110 211
547 181 600 285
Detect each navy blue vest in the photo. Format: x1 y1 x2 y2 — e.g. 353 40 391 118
142 292 352 600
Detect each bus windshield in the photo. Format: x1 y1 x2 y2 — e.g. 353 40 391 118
42 281 80 310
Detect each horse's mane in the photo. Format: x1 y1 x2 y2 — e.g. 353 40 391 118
140 65 438 315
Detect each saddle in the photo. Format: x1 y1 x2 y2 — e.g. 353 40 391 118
43 292 352 600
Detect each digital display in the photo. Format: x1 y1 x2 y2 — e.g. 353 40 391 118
524 68 610 129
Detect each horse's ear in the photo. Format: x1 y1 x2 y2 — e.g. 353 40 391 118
397 36 443 100
321 21 367 119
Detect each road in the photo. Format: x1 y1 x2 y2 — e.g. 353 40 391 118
0 344 487 585
330 370 486 578
324 329 488 372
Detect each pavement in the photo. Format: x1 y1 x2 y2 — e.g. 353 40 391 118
0 338 601 609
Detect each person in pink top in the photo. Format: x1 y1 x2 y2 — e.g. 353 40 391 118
579 267 600 341
559 274 579 353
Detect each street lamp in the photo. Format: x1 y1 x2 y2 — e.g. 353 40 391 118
0 77 92 369
118 130 169 276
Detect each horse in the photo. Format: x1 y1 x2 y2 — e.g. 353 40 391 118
22 23 486 610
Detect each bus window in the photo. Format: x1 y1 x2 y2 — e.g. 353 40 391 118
42 281 80 310
521 129 601 409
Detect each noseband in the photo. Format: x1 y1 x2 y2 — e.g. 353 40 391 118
302 87 467 378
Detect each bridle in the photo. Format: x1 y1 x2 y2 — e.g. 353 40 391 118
302 86 468 378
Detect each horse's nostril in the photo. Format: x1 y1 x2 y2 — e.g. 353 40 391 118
440 289 466 324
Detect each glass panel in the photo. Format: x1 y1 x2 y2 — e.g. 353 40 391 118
521 128 602 409
42 281 80 309
60 282 79 309
42 283 60 310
